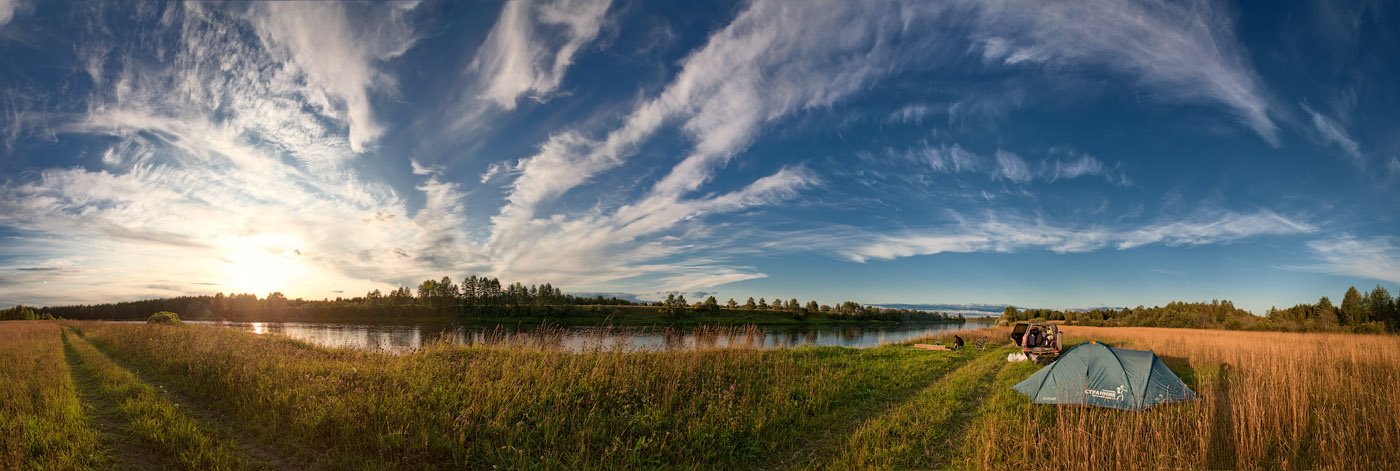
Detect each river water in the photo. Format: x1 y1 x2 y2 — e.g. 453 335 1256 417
189 320 982 353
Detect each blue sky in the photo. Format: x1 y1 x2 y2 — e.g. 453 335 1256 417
1 0 1397 312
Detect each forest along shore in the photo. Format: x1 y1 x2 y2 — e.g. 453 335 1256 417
0 274 968 327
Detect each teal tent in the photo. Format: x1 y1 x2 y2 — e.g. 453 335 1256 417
1012 342 1196 410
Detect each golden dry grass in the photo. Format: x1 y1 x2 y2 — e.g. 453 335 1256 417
960 327 1400 470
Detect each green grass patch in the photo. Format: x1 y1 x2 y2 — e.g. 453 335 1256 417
0 322 107 470
61 326 242 469
76 321 975 468
819 346 1015 470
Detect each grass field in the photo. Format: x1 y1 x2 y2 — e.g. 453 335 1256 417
1 320 1397 469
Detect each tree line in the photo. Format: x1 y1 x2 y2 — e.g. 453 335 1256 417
4 274 961 324
996 285 1400 333
0 305 51 321
658 294 961 322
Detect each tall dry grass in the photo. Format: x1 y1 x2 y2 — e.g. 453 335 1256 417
0 322 106 469
960 327 1400 470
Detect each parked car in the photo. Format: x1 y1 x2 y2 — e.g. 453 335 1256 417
1010 322 1062 364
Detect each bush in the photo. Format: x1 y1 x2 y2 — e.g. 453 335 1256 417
1352 321 1386 334
147 311 182 325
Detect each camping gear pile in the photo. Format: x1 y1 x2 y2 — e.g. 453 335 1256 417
1010 322 1062 364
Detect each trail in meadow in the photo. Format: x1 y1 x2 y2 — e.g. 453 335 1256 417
813 347 1012 470
1205 362 1236 470
763 346 1006 470
61 328 177 470
72 326 301 470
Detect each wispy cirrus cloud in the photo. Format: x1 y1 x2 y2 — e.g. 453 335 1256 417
969 0 1278 144
993 150 1033 183
1044 151 1131 186
484 0 931 290
245 2 420 153
882 144 1129 186
831 210 1313 263
471 0 612 109
1301 103 1361 163
1289 237 1400 285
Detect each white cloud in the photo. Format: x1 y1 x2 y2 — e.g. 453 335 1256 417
0 4 474 304
1045 152 1130 186
1294 237 1400 285
968 0 1278 144
1114 210 1315 249
484 165 817 292
484 0 929 291
915 144 982 174
659 269 768 292
479 162 507 183
889 103 935 124
0 0 19 27
994 150 1032 183
1302 103 1361 162
245 2 419 153
496 0 929 227
472 0 612 109
892 144 1128 186
836 210 1313 263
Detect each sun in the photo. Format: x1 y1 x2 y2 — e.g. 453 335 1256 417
220 234 309 296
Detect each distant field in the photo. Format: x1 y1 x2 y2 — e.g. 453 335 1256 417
2 321 1397 469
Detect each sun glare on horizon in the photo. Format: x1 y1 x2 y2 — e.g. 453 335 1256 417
220 234 308 296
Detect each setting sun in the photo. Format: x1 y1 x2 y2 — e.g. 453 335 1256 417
220 234 308 296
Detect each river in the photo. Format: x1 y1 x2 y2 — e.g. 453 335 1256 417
189 320 985 353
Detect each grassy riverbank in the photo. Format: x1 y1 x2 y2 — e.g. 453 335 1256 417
2 320 1397 469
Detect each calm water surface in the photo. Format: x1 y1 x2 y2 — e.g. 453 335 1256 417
188 320 981 353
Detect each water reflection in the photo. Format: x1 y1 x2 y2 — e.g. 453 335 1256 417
188 320 976 353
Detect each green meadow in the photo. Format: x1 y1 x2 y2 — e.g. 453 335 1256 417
3 320 1398 469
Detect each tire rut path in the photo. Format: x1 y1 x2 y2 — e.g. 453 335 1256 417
61 328 177 471
73 327 302 470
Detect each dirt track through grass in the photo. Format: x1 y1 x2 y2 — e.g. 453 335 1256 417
79 330 299 470
60 326 243 469
62 329 160 470
817 347 1013 470
1 322 107 469
758 346 997 470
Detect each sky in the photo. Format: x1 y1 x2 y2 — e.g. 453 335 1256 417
1 0 1397 313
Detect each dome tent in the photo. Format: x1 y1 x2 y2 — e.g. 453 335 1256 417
1012 342 1196 411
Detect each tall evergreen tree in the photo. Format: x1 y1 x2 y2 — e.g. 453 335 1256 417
1368 285 1396 330
1340 286 1366 325
1314 296 1339 327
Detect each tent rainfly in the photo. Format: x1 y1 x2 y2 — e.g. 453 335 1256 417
1012 342 1197 411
